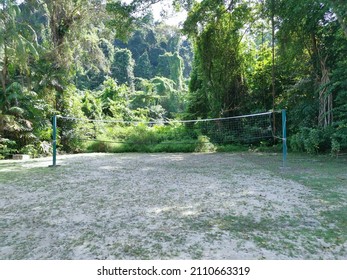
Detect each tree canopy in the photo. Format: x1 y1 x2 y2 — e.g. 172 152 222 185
1 0 347 157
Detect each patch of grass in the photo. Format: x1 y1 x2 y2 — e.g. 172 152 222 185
214 212 346 257
85 140 128 153
172 234 187 247
246 153 347 249
216 144 249 152
186 217 215 232
151 231 174 242
0 166 62 187
151 141 196 153
122 244 151 259
217 215 275 234
187 243 204 259
85 139 198 153
204 231 224 242
242 153 347 202
319 206 347 244
182 206 333 257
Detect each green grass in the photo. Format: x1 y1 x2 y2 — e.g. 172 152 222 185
239 152 347 253
216 144 249 152
84 139 198 153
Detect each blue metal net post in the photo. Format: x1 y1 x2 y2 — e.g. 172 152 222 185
282 109 287 167
49 115 57 167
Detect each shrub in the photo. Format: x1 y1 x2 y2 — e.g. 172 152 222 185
20 144 38 158
125 124 159 145
289 126 334 154
0 138 17 159
331 125 347 156
86 140 113 153
19 141 52 158
195 135 216 152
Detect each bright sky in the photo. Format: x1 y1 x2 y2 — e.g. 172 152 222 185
15 0 187 26
122 0 187 26
151 1 187 26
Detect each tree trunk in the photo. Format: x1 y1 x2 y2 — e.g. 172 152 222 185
310 33 333 127
0 56 7 98
271 0 276 135
271 9 275 111
0 45 9 110
318 55 333 127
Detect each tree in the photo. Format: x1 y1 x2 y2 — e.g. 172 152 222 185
127 30 148 61
0 1 43 158
323 0 347 38
183 0 251 118
157 52 184 90
76 36 116 90
106 0 163 40
0 0 38 110
112 48 135 90
274 0 334 127
134 51 152 79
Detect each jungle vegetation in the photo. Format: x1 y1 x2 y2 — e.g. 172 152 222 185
1 0 346 157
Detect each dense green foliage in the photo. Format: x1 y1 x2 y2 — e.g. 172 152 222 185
183 0 347 154
1 0 347 158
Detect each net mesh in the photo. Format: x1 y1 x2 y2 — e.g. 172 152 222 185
56 111 283 152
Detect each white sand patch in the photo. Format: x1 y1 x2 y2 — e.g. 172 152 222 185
0 153 346 260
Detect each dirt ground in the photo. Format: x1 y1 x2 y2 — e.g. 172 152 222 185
0 153 346 259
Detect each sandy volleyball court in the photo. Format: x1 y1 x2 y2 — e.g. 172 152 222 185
0 153 346 259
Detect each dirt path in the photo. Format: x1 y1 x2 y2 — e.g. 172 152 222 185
1 153 346 259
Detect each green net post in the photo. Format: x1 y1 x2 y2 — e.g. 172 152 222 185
49 115 58 167
282 109 287 167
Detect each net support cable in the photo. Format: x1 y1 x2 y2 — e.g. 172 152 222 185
56 111 279 124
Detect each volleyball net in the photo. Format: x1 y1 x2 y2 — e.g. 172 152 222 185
50 110 287 166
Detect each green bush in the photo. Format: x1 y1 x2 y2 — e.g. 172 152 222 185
331 125 347 155
19 141 52 158
20 144 39 158
84 122 199 153
86 140 113 153
289 126 334 154
0 138 17 159
195 135 216 152
131 124 159 144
